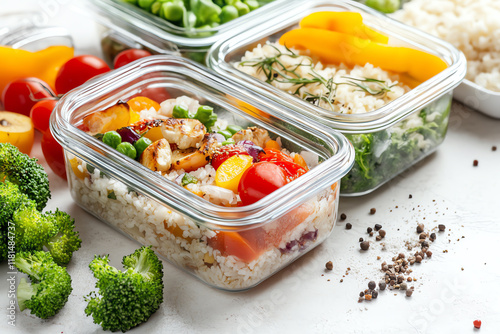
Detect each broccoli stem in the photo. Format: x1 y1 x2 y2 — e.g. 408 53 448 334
17 278 37 312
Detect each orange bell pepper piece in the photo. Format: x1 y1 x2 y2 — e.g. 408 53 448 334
0 45 74 94
300 11 389 44
279 28 447 83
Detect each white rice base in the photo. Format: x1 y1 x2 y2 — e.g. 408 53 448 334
391 0 500 92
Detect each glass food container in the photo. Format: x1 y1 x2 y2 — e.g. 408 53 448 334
51 56 354 291
87 0 288 64
207 0 467 196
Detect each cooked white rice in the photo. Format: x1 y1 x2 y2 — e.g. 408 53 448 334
236 42 409 114
69 158 338 290
391 0 500 92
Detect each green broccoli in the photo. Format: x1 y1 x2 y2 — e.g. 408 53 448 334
85 246 164 332
12 205 81 265
0 143 51 211
44 210 82 266
0 181 30 227
15 251 72 319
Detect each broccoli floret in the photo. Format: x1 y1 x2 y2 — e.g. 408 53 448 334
0 181 31 228
85 246 164 332
13 204 57 252
0 143 51 211
44 210 82 266
12 206 81 265
15 251 72 319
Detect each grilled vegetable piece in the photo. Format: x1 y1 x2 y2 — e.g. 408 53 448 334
140 139 173 172
161 118 206 149
15 251 72 319
85 246 164 332
0 143 50 211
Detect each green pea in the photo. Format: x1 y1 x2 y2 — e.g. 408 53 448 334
103 131 122 149
161 2 184 21
116 142 137 159
138 0 155 11
151 1 162 15
244 0 259 11
226 124 243 135
222 138 235 146
194 105 214 124
172 104 190 118
134 137 152 159
220 5 239 23
217 130 232 139
234 1 250 16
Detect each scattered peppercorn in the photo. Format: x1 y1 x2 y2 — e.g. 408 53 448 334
417 224 424 234
374 224 382 231
419 233 427 240
473 160 478 167
438 224 446 231
359 291 364 297
367 227 373 233
376 235 382 241
415 255 422 263
368 281 376 290
369 231 374 237
325 261 333 271
493 146 497 152
340 213 347 220
400 282 407 290
421 241 429 248
345 223 352 230
406 289 413 297
473 320 481 329
409 194 413 199
370 208 376 215
426 251 433 258
359 237 364 242
407 277 412 282
379 230 386 238
379 281 386 290
360 241 370 251
372 290 378 299
430 232 436 241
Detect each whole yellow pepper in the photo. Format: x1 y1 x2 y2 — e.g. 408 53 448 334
0 45 74 94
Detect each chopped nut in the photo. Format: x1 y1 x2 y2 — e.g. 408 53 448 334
325 261 333 271
370 208 376 215
406 289 413 297
345 223 352 230
417 224 425 234
378 230 386 238
360 241 370 251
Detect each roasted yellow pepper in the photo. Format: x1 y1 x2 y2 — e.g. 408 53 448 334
300 11 389 44
279 27 447 83
0 45 74 94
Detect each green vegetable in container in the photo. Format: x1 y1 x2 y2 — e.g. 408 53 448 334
220 5 239 23
364 0 401 13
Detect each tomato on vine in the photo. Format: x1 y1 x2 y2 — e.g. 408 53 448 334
55 55 110 94
1 78 55 117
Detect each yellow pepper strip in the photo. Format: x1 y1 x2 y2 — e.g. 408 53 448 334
279 28 447 83
0 45 74 94
300 11 389 44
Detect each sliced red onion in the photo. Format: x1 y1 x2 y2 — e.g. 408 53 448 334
237 140 264 162
213 133 226 143
175 173 185 185
117 127 141 144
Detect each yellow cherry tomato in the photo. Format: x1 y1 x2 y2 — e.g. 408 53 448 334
0 111 34 155
215 155 253 193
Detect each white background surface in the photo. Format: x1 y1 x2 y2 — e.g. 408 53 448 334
1 1 500 333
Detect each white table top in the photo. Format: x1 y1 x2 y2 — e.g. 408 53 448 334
1 2 499 333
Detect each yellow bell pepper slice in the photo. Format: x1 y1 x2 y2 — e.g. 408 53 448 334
300 11 389 44
0 45 74 94
279 28 447 83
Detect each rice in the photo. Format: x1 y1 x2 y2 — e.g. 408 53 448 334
391 0 500 92
236 42 409 114
68 158 338 290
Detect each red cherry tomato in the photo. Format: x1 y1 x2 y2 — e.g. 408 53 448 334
273 160 307 182
211 145 250 170
55 55 110 94
259 148 294 163
1 78 55 117
41 129 66 180
113 49 152 69
238 162 287 206
30 99 57 133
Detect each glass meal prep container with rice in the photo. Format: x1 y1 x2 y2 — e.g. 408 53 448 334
86 0 288 64
51 56 354 291
208 0 466 196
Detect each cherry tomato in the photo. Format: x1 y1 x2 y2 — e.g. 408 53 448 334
273 160 307 182
30 99 57 133
55 55 110 94
41 129 66 180
238 162 287 206
1 78 55 117
259 148 294 163
211 145 250 170
113 49 152 69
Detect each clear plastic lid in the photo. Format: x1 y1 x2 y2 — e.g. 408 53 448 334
51 55 355 230
208 0 467 133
